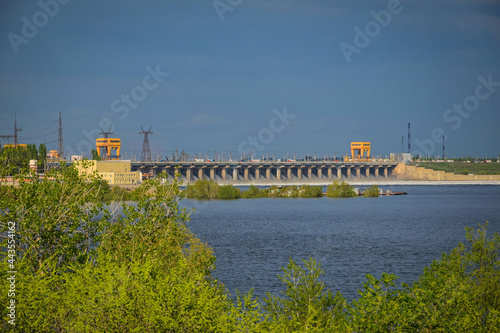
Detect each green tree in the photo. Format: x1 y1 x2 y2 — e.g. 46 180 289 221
0 161 109 274
183 179 219 199
91 148 101 161
299 186 323 198
326 181 357 198
241 185 269 198
37 143 47 170
0 167 232 332
362 185 379 197
262 257 348 332
218 184 241 200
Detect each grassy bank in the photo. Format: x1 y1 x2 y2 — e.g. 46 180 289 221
415 162 500 175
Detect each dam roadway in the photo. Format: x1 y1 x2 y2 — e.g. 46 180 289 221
130 160 400 184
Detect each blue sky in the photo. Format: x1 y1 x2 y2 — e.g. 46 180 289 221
0 0 499 160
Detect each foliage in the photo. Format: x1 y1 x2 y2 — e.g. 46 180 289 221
347 223 500 332
0 144 47 173
241 185 269 198
91 148 101 161
1 160 499 332
299 185 323 198
218 184 241 200
183 179 219 199
326 181 357 198
362 185 379 197
0 167 231 332
268 185 299 198
0 162 109 274
262 258 348 332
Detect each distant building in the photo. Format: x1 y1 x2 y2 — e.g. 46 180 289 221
390 153 412 163
74 160 140 185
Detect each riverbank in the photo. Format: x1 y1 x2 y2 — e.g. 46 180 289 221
112 179 500 190
204 180 500 187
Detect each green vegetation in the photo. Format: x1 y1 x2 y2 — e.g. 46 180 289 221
183 179 219 199
298 185 323 198
417 162 500 175
363 185 380 197
218 184 241 200
326 180 357 198
241 184 269 198
182 181 323 199
91 148 101 161
1 163 499 331
0 143 47 173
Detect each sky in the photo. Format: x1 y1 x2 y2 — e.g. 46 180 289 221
0 0 499 160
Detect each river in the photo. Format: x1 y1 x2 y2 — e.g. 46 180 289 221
181 185 500 301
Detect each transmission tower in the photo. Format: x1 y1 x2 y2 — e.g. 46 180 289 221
139 127 153 162
97 127 114 160
99 127 113 138
58 112 64 158
0 114 22 147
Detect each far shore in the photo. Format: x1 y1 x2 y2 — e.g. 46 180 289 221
213 180 500 186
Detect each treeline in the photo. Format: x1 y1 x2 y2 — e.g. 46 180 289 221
181 180 380 199
0 144 47 173
1 164 499 331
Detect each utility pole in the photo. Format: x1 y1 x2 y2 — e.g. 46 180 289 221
408 122 411 154
58 112 64 158
0 115 21 148
442 136 445 160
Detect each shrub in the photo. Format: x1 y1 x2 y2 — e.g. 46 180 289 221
218 184 241 200
362 185 379 197
299 185 323 198
183 179 219 199
262 258 348 331
241 185 268 198
0 168 232 332
326 181 357 198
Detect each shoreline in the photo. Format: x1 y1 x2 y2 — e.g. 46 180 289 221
182 180 500 187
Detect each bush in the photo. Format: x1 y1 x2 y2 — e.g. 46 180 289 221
241 185 268 198
218 185 241 200
183 179 219 199
362 185 379 197
326 181 357 198
0 168 231 332
299 185 323 198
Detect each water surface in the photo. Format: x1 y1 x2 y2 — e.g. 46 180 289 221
182 185 500 301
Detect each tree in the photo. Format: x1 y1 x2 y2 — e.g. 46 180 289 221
218 184 241 200
0 166 231 331
326 181 357 198
241 185 268 198
91 148 101 161
262 258 348 331
362 185 379 197
183 179 219 199
37 143 47 170
0 161 109 274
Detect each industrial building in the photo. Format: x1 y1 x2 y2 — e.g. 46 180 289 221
75 160 140 185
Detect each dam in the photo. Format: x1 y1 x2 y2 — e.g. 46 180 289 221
131 161 399 185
